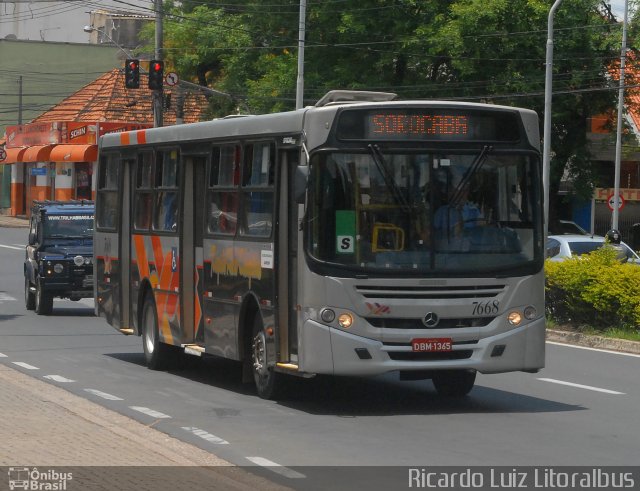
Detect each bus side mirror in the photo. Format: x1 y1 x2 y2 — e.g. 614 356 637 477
294 166 309 204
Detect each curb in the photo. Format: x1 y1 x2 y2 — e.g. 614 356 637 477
546 328 640 355
0 218 29 228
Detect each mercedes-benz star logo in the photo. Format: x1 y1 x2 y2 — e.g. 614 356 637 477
423 312 439 328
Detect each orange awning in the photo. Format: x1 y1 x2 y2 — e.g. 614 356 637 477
0 147 27 164
49 144 98 163
22 145 56 162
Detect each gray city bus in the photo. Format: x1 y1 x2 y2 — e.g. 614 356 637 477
95 90 545 399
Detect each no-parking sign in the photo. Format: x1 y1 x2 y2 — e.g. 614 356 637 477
607 193 625 211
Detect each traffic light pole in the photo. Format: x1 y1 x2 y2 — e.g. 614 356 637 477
153 0 163 128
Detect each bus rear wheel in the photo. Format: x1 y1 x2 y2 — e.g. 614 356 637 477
142 294 173 370
432 370 476 397
251 315 284 400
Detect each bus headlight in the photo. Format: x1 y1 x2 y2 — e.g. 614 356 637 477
338 313 353 329
524 305 537 320
507 311 522 326
53 263 64 274
320 308 336 323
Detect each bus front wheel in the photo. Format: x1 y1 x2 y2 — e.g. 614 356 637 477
432 370 476 397
142 294 173 370
251 315 283 400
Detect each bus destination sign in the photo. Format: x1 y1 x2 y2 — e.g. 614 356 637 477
336 108 520 142
371 113 468 138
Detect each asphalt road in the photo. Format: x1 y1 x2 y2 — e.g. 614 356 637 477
1 226 639 489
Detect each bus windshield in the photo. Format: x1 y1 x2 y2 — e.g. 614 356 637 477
308 149 541 275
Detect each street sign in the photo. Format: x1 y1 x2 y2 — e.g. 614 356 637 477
31 168 47 176
165 72 179 86
607 193 625 211
0 148 6 162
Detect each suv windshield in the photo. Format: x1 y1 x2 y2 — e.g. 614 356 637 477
43 215 94 238
307 150 542 275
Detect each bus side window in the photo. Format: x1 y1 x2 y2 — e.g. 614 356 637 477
97 154 120 230
152 150 179 232
241 142 274 237
207 145 239 235
133 152 153 231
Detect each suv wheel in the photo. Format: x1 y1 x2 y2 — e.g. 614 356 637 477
25 277 36 310
35 278 53 315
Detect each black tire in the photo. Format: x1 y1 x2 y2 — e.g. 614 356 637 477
432 370 476 397
251 314 284 400
25 276 36 310
141 293 174 370
34 278 53 315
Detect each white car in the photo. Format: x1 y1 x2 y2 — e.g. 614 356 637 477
546 234 640 263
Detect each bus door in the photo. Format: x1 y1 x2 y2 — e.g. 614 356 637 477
278 147 301 362
181 153 207 346
119 157 133 330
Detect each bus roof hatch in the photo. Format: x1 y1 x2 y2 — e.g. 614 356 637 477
314 90 397 107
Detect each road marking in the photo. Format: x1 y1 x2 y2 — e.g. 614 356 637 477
182 427 229 445
0 244 22 250
129 406 171 419
12 362 39 370
538 378 625 395
547 341 640 358
43 375 75 383
84 389 123 401
0 293 17 302
0 353 7 357
246 457 306 479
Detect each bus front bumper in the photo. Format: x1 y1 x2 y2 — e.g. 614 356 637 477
299 318 546 376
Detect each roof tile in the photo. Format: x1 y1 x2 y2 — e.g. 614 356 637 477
30 69 208 126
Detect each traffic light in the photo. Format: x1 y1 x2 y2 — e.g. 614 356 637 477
124 59 140 89
148 60 164 90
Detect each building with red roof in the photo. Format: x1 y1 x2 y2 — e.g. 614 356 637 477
0 68 208 216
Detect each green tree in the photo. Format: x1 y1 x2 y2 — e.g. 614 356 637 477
150 0 629 213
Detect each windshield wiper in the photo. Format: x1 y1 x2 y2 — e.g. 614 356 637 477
368 144 411 213
449 145 493 207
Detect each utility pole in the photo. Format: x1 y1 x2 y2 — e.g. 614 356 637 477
612 0 629 231
542 0 564 239
296 0 306 110
17 76 23 124
153 0 164 128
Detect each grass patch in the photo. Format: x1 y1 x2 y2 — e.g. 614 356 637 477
546 319 640 342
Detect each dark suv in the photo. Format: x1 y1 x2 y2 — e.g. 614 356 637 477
24 200 95 315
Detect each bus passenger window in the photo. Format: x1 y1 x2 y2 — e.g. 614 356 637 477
97 154 120 230
207 191 237 235
154 191 178 232
242 192 273 237
134 152 153 231
134 193 152 230
243 143 274 186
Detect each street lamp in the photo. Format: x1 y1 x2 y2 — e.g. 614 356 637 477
542 0 564 240
83 25 133 59
612 0 629 231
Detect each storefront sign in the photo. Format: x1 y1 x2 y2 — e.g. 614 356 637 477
31 168 47 176
595 187 640 202
5 123 61 148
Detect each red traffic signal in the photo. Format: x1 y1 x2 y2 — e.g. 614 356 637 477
124 59 140 89
148 60 164 90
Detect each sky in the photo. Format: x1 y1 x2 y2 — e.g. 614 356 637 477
610 0 631 19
